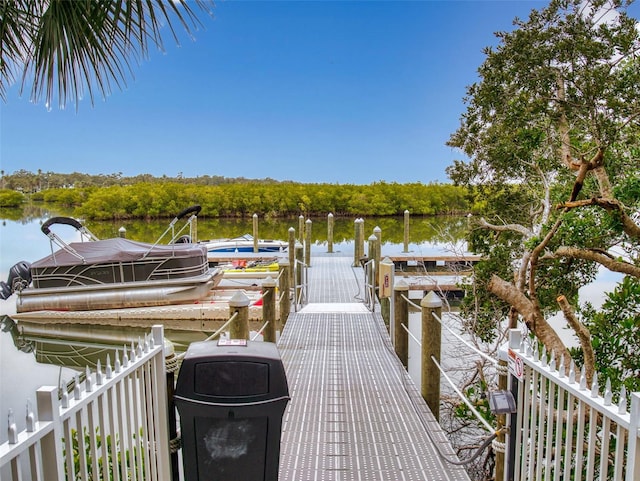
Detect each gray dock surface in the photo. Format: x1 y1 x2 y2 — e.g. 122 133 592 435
278 256 470 480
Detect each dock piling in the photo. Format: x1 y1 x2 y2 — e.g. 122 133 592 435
421 291 442 420
279 260 291 328
252 213 259 253
288 227 296 287
298 215 305 242
305 219 312 267
327 213 334 253
393 280 409 368
262 276 277 342
229 290 250 340
403 210 410 253
354 218 365 267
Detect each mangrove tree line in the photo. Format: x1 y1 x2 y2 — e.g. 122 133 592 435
0 177 470 219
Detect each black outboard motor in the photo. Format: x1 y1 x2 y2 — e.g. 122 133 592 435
0 261 32 299
0 282 11 300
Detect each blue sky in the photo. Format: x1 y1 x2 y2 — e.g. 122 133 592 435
1 1 563 184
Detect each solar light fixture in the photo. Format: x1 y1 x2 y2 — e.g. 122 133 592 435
488 390 517 415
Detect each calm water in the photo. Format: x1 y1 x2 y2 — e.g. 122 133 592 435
0 209 619 444
0 209 469 442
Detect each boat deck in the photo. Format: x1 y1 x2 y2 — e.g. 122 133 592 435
277 256 470 480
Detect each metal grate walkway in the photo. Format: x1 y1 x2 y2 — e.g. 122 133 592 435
278 257 470 481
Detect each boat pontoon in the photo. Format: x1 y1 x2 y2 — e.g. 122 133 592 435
1 206 223 313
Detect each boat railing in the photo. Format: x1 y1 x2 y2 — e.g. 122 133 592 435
41 217 101 265
142 205 202 258
0 325 171 481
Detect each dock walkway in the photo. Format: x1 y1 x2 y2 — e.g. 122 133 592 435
278 256 470 480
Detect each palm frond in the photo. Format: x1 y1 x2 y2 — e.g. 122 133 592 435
1 0 213 109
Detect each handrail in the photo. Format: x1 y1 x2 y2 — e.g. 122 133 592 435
363 258 376 312
431 355 496 434
293 259 308 311
432 311 498 366
175 311 240 361
251 321 270 341
400 293 421 310
399 293 498 366
401 322 421 346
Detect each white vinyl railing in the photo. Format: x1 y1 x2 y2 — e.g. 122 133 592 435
0 325 171 481
503 329 640 481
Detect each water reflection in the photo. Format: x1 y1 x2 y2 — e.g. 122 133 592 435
1 316 34 353
0 208 469 442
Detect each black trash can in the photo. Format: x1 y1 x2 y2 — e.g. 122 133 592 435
175 339 290 481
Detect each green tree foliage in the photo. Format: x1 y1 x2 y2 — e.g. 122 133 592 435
576 276 640 395
0 189 24 207
34 187 91 206
447 0 640 380
64 427 146 481
62 181 470 220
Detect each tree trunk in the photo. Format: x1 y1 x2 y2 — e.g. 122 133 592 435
488 275 571 365
557 295 594 384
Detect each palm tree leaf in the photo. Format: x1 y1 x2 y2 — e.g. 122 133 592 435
2 0 212 108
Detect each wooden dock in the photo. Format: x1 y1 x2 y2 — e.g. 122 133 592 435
277 256 470 480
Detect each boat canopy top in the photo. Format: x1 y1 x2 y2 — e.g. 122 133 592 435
32 238 207 268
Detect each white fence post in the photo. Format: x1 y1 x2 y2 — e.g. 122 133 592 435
504 330 638 481
627 393 640 481
37 386 64 481
152 325 172 480
1 325 170 481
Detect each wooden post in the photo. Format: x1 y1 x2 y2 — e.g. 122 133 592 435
288 227 296 287
262 276 277 343
191 213 198 243
305 218 312 267
421 291 442 420
358 218 365 264
229 290 250 340
252 213 259 253
378 256 394 330
279 260 291 328
495 358 508 481
354 218 365 267
393 280 409 369
373 226 381 289
403 209 410 253
353 218 360 267
367 234 378 300
298 215 305 241
327 212 334 253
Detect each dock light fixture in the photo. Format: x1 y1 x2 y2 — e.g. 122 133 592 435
488 390 517 415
